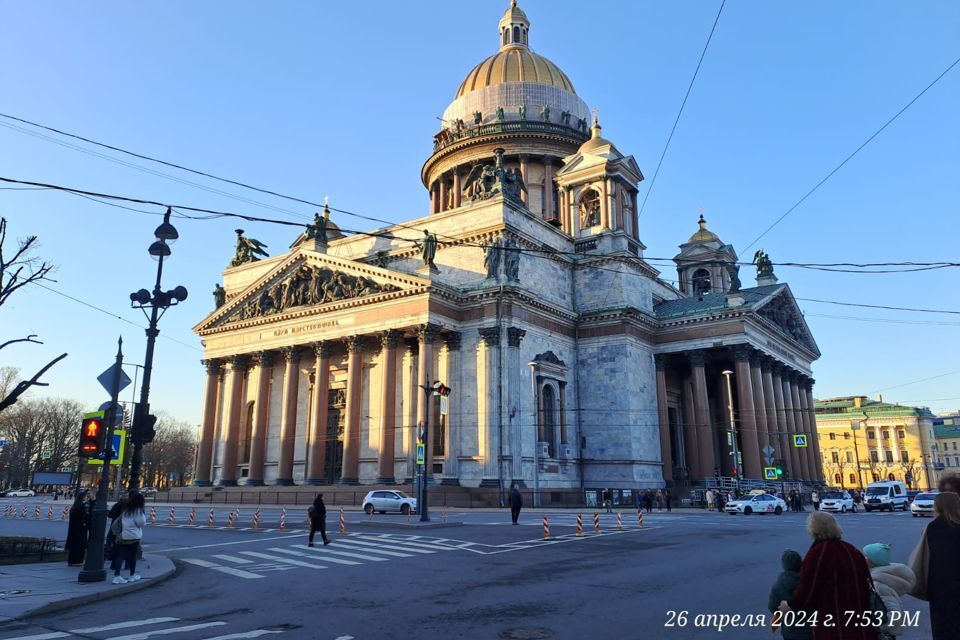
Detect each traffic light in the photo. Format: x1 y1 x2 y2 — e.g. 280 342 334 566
776 467 783 477
134 407 158 444
79 414 104 458
434 383 452 397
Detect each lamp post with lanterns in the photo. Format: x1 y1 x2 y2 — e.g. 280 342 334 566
127 208 187 493
721 370 741 493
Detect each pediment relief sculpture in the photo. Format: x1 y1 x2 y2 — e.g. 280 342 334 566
756 295 807 344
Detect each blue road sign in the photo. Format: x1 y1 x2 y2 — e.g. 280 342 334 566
97 363 132 396
793 434 808 448
764 467 778 480
416 443 425 465
87 429 126 466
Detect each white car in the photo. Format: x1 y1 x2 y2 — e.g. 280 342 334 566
724 493 787 515
362 490 417 515
820 491 856 513
5 488 35 497
910 492 938 517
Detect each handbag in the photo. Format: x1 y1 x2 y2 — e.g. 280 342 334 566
868 575 894 640
110 516 123 541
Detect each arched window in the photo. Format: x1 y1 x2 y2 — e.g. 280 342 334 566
578 189 601 228
887 472 896 481
502 29 507 46
834 473 842 485
849 473 857 485
541 384 557 458
692 268 712 296
513 26 520 43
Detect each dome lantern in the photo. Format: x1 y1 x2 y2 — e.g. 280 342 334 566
499 0 530 49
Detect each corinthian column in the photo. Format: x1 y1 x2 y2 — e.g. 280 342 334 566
733 347 761 479
804 378 824 482
276 348 301 485
218 356 248 487
245 352 273 486
193 359 222 486
340 336 363 484
750 355 770 458
377 332 400 484
478 327 501 487
442 332 462 485
655 355 673 483
689 350 715 479
307 342 331 484
789 375 811 480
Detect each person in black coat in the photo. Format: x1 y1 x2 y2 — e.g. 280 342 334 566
308 493 330 546
104 494 128 563
65 490 90 565
509 486 523 524
922 492 960 639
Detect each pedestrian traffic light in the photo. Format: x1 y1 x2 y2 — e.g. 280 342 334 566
434 383 452 397
134 408 158 444
78 413 104 458
776 467 783 477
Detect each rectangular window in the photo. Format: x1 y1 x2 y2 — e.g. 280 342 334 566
885 451 894 463
831 451 840 463
882 430 891 440
846 451 854 463
867 430 876 440
947 459 952 467
955 456 960 467
870 451 879 463
843 432 851 440
901 451 909 463
954 442 958 451
829 432 836 441
897 430 905 439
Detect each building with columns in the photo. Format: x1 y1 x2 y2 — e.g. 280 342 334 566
191 1 823 493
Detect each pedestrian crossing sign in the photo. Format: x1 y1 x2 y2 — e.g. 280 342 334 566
764 467 778 480
416 443 425 465
793 434 808 448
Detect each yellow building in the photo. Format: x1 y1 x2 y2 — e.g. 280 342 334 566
814 396 937 491
933 416 960 476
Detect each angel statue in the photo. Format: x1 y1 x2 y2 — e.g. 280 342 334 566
304 211 328 244
726 262 741 293
753 249 774 278
231 229 269 267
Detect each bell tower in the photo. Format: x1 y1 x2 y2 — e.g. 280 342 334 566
673 215 739 297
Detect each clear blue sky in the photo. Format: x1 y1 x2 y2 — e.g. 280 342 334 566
1 1 958 427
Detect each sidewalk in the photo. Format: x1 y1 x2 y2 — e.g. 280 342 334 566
0 554 175 622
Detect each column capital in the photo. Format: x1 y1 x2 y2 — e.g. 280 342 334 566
228 354 250 370
507 327 526 348
345 335 364 354
478 326 501 347
255 351 275 368
380 330 402 350
731 345 753 362
279 346 301 363
312 341 332 358
654 353 670 370
405 338 419 356
444 331 462 352
749 352 765 368
760 354 779 370
417 323 441 344
543 156 554 166
202 359 223 373
686 349 708 367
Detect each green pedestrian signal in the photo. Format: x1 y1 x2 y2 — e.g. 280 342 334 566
776 467 783 477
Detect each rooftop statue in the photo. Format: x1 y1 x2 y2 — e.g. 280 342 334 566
503 237 520 282
484 237 503 280
496 106 504 121
473 111 483 125
231 229 269 267
419 229 438 270
540 105 550 122
518 105 526 120
726 262 742 293
753 249 774 278
213 283 226 309
304 210 328 244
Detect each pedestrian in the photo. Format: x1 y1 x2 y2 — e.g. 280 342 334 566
812 489 820 511
715 490 725 512
909 491 960 640
938 473 959 494
308 493 330 546
863 542 915 638
65 489 90 566
705 488 715 512
509 485 523 525
603 488 613 514
853 489 862 506
110 492 145 584
656 489 664 512
105 492 129 564
778 512 876 640
767 549 811 640
665 489 672 513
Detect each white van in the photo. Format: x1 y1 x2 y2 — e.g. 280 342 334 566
863 481 908 512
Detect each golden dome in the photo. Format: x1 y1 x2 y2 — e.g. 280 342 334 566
688 214 720 243
578 117 615 153
500 0 529 29
455 47 575 99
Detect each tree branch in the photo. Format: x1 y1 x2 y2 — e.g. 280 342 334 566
0 353 68 413
0 335 42 351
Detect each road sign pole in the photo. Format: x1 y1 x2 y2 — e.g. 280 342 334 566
79 337 124 583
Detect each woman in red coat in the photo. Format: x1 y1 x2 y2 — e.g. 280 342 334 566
779 512 877 640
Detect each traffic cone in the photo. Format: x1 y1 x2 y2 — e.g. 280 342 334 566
168 507 175 526
576 513 583 537
252 507 261 530
616 512 623 531
339 507 345 534
150 506 157 524
279 508 286 530
593 512 600 533
542 515 551 540
187 507 197 526
208 508 215 528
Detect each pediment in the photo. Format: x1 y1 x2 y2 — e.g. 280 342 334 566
195 251 430 333
752 287 820 357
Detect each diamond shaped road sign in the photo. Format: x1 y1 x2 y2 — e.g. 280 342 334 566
97 363 132 396
763 444 776 466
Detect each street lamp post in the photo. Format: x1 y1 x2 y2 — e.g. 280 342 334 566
850 419 865 492
721 370 741 493
416 381 450 522
127 208 187 493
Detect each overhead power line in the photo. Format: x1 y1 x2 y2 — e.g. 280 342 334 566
638 0 725 218
743 53 960 251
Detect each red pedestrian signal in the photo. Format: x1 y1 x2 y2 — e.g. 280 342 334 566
78 414 104 458
434 383 452 397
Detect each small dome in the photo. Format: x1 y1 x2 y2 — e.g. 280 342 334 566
455 47 575 99
688 214 720 244
499 0 529 30
578 117 615 154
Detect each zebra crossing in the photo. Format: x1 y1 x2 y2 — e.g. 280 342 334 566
0 616 298 640
179 533 464 579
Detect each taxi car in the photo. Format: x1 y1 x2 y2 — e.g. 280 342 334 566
724 492 787 515
820 490 856 513
910 492 938 517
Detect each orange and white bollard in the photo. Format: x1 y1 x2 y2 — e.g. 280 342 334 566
339 507 345 534
4 505 11 518
61 505 69 520
187 507 197 526
252 507 261 530
637 510 644 528
616 512 623 531
593 512 600 533
168 507 175 526
576 513 584 537
279 508 286 530
20 506 27 518
47 505 54 520
227 510 235 528
208 508 215 528
34 504 41 519
150 506 157 524
442 508 448 524
542 515 551 540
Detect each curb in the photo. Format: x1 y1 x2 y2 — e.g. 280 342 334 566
19 555 177 620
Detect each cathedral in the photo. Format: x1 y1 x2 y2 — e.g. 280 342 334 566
191 1 823 495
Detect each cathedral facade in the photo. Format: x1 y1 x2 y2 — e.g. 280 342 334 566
192 2 823 492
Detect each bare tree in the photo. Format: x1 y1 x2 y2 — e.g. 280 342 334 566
141 412 197 488
0 218 68 412
0 396 84 488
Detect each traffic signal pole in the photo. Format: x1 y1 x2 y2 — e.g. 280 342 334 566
78 337 124 583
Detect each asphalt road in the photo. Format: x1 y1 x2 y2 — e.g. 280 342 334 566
0 499 935 640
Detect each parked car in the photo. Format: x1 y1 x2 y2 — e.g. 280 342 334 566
724 493 787 515
863 480 908 512
362 490 417 515
820 490 856 513
140 486 158 496
910 491 938 517
5 488 36 497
